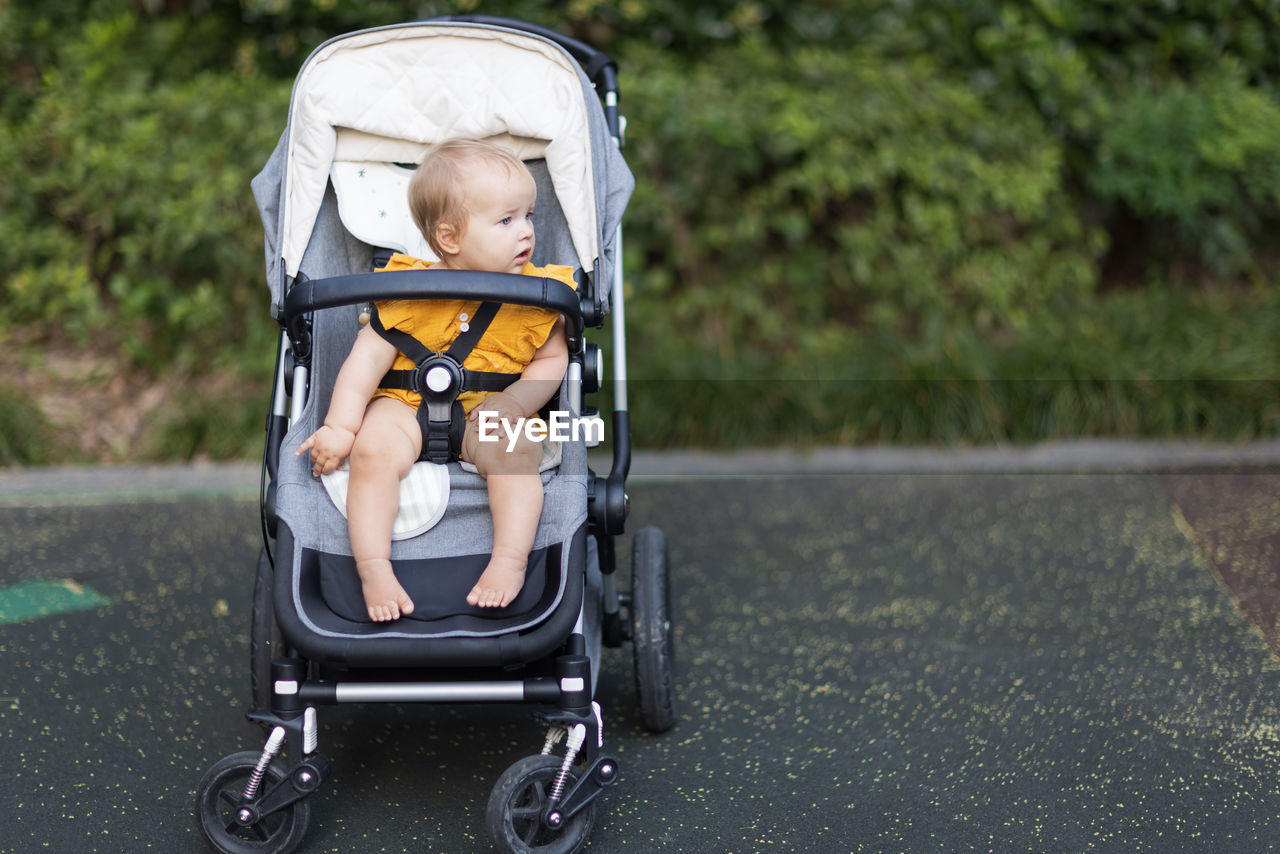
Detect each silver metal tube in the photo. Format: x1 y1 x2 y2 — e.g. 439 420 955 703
602 572 619 616
272 332 292 419
332 682 526 703
610 225 628 412
289 365 308 427
572 596 587 637
566 361 582 417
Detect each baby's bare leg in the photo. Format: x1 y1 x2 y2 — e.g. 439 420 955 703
346 398 422 622
462 416 543 608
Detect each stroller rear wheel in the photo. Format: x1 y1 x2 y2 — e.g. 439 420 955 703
250 547 285 708
195 750 311 854
486 754 595 854
631 526 677 732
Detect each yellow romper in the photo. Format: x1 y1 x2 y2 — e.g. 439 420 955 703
370 253 577 415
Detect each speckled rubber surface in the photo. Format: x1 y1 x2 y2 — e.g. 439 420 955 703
2 471 1279 852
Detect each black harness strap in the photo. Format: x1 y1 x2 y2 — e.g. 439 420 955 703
368 308 431 364
369 302 520 462
372 303 519 393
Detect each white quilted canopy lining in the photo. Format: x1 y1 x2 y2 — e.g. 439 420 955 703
282 25 599 277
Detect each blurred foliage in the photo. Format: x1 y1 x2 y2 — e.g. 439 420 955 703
0 386 57 466
1091 63 1280 277
0 11 287 366
622 40 1103 362
2 0 1280 462
621 284 1280 448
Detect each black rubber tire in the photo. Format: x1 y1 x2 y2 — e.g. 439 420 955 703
631 526 677 733
195 750 311 854
486 754 595 854
250 547 285 709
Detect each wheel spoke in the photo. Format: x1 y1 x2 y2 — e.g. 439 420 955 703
252 821 272 842
513 778 549 844
510 804 542 820
520 819 542 846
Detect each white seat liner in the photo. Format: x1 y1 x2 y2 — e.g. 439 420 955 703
329 161 436 261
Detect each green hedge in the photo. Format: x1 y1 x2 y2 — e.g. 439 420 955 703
622 41 1102 359
0 13 288 364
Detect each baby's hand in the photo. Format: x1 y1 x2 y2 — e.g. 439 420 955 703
468 391 524 424
296 425 356 477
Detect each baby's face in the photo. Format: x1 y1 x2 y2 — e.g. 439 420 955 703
449 164 537 274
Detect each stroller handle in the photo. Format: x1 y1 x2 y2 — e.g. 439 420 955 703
281 268 585 359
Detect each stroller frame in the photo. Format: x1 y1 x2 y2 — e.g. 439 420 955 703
195 16 674 854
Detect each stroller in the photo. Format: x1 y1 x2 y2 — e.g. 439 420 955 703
194 17 676 854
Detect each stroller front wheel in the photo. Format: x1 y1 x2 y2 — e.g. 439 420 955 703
486 754 595 854
195 750 311 854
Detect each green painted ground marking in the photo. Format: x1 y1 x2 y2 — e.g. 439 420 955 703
0 579 113 625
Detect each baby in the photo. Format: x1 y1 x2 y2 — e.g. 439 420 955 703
298 138 573 621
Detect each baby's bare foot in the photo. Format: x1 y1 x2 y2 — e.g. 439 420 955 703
356 558 415 622
467 550 527 609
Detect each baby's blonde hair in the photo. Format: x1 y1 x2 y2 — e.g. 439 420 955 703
409 138 531 258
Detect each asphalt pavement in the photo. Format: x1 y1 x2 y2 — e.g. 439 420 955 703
3 441 1280 853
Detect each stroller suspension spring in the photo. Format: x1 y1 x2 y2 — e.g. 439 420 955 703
549 724 587 804
304 707 318 755
243 727 286 801
540 726 566 756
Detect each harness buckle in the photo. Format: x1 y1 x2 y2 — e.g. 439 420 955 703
411 354 463 401
411 355 466 464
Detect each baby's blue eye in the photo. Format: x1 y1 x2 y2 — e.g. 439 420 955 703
499 217 512 226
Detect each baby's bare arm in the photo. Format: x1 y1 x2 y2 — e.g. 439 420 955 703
473 318 570 422
297 325 398 473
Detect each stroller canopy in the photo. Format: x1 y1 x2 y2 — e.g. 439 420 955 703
253 21 633 318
